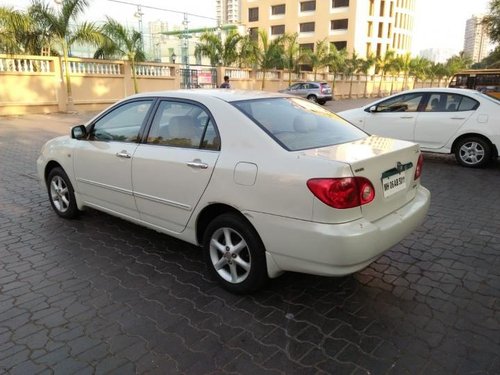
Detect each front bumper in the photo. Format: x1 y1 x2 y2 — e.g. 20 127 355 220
248 186 430 278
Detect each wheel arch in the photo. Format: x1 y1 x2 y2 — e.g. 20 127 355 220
44 160 64 185
451 133 498 158
195 203 260 246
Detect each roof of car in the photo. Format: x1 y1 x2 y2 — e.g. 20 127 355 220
130 89 289 102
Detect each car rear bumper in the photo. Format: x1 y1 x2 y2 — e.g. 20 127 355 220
249 185 431 278
319 95 333 101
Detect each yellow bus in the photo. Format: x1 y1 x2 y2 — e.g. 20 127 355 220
448 69 500 99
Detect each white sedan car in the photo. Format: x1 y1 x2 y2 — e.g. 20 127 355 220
338 88 500 168
37 90 430 293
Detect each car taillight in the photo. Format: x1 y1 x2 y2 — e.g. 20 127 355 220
414 154 424 180
307 177 375 209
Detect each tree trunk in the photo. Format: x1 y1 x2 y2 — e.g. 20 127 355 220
363 74 369 98
378 73 384 97
349 75 354 98
261 69 266 90
62 42 75 112
131 59 139 93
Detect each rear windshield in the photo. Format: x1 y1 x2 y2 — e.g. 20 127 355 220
232 97 367 151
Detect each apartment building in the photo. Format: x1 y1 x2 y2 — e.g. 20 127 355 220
241 0 415 58
463 15 491 63
217 0 241 24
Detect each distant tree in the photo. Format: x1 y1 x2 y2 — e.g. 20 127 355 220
304 39 330 80
194 30 242 67
375 50 396 96
395 52 412 90
94 17 144 93
326 44 347 95
358 53 376 98
472 46 500 68
445 52 472 76
238 34 258 68
282 32 305 86
483 0 500 44
343 50 362 98
254 30 284 89
30 0 103 111
410 56 431 88
0 6 47 55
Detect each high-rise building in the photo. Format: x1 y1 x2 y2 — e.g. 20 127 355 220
217 0 241 24
419 48 456 64
241 0 415 58
463 15 491 63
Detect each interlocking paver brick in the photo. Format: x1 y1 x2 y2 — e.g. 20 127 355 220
1 105 499 374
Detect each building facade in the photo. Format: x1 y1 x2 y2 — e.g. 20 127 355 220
463 15 491 63
240 0 415 58
217 0 241 24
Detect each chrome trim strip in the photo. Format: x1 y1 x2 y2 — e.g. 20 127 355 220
133 191 191 211
76 178 134 196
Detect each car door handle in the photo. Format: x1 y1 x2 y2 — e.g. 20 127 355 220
400 116 414 119
187 160 208 169
450 117 466 120
115 151 131 158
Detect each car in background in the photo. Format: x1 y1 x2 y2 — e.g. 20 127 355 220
338 88 500 168
37 90 430 293
279 81 333 104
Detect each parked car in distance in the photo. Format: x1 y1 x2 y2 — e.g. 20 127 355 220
37 90 430 293
279 81 333 104
338 88 500 168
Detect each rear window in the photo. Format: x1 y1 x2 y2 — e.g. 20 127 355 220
232 97 367 151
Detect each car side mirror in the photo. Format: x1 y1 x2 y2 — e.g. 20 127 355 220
71 125 87 140
369 105 377 113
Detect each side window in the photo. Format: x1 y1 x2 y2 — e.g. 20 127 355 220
458 96 479 111
147 101 220 150
376 93 424 112
425 94 443 112
90 100 153 142
444 94 462 111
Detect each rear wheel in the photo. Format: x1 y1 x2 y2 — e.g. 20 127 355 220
203 213 268 293
454 137 492 168
47 167 79 218
307 95 318 103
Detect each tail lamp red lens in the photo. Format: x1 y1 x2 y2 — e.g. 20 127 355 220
414 154 424 180
307 177 375 209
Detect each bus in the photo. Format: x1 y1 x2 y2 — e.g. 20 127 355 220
448 69 500 99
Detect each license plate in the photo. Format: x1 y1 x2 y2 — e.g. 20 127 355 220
382 172 406 197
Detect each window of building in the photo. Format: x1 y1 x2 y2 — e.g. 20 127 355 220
380 1 385 16
271 24 285 35
249 27 258 41
331 41 347 50
366 42 371 56
332 0 349 7
387 23 392 38
389 1 394 17
248 7 259 22
300 22 315 33
272 4 286 15
331 19 348 30
378 22 384 37
300 1 316 12
299 43 314 52
367 21 373 37
376 43 382 57
369 0 375 16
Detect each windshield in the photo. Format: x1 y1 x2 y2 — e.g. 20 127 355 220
232 97 367 151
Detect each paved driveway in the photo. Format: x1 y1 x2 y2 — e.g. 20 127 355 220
1 102 499 374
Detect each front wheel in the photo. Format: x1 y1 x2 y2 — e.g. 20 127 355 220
203 213 268 293
454 137 492 168
47 167 79 218
307 95 318 103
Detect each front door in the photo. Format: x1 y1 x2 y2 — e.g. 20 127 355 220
73 99 154 218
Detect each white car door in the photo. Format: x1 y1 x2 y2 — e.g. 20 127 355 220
73 99 154 218
415 93 477 149
132 100 220 233
362 92 426 142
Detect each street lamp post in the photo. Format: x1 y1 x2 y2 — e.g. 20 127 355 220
134 5 145 52
171 52 177 64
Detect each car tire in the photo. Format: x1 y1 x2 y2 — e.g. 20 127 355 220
454 137 492 168
307 95 318 103
203 213 268 293
47 167 79 219
318 100 326 105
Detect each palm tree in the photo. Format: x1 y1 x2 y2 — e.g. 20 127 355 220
326 44 347 96
0 6 47 55
282 32 304 86
410 56 431 88
254 30 284 89
395 52 412 90
358 53 375 98
29 0 103 111
375 50 396 97
304 39 329 81
194 30 242 67
344 51 362 98
445 52 472 76
238 34 258 68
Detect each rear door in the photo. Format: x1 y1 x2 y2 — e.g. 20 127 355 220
415 93 478 149
132 100 220 233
